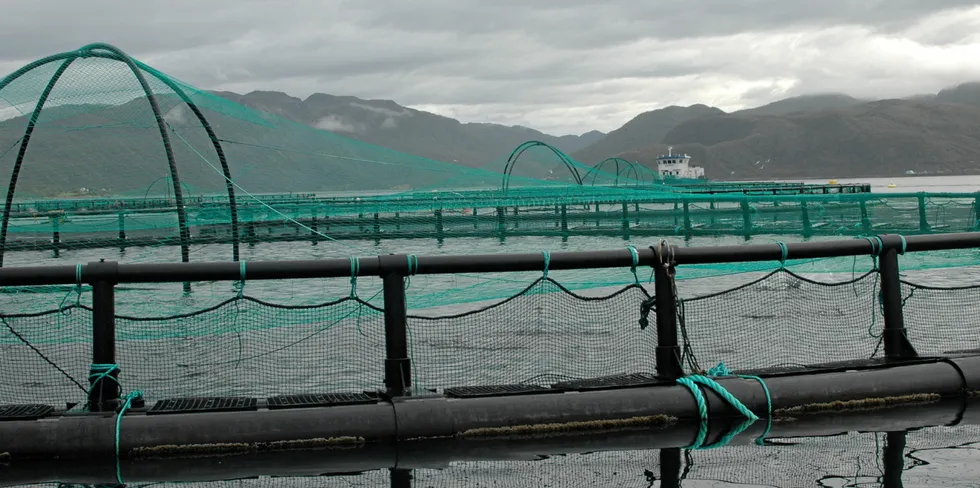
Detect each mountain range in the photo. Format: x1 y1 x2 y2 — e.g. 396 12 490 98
215 83 980 182
4 79 980 198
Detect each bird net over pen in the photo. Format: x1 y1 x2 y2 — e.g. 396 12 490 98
1 43 980 415
0 43 978 268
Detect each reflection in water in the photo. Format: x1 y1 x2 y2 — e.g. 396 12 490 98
9 426 980 487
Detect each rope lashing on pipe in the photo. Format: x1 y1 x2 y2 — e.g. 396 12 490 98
625 245 644 286
232 260 246 298
349 256 359 298
405 254 418 290
637 240 674 330
775 241 788 268
87 363 144 484
675 362 772 449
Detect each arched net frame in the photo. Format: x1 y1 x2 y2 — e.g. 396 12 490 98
3 44 980 412
0 43 237 267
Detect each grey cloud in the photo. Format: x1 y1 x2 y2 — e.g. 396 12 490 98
1 0 979 135
342 0 977 46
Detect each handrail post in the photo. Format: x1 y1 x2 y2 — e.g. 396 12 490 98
653 244 684 380
379 254 412 397
88 260 120 412
877 234 918 359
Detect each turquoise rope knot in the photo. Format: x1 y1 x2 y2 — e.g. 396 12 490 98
865 236 883 256
86 362 144 483
58 264 85 317
626 245 640 285
541 251 550 279
406 254 418 276
349 256 359 298
88 363 120 391
233 260 246 298
775 242 788 268
675 362 773 449
115 389 144 483
405 254 418 291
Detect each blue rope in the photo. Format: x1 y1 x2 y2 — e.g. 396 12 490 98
739 374 773 445
405 254 419 291
702 417 757 450
541 251 550 279
87 362 143 483
349 256 359 298
234 260 246 298
866 236 883 256
406 254 418 275
675 362 772 449
115 389 143 483
775 242 788 268
88 363 120 392
58 263 84 313
898 235 907 254
676 376 710 449
626 245 640 285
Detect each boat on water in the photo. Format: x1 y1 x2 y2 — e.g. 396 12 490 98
655 147 706 183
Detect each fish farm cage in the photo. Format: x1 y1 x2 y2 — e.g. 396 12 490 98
2 42 980 488
1 232 979 470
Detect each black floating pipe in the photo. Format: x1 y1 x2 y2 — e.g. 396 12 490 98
1 232 980 287
3 356 979 464
2 397 976 485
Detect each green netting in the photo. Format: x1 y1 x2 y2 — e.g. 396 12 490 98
0 43 979 277
5 44 980 437
3 259 979 408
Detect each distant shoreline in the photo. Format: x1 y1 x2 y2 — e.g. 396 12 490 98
721 171 980 183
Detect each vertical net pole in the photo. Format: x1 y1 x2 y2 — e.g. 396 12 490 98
380 255 412 396
654 243 683 380
878 234 918 359
740 197 752 239
917 193 930 233
89 260 120 412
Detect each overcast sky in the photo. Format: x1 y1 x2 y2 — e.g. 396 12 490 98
2 1 980 136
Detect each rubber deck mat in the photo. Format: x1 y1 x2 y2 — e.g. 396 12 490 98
0 404 53 421
147 397 258 415
552 372 662 391
735 356 943 378
267 392 379 409
444 384 555 398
